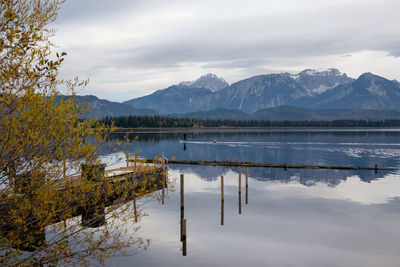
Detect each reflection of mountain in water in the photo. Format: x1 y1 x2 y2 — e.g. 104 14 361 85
168 165 393 187
104 130 400 186
244 167 393 186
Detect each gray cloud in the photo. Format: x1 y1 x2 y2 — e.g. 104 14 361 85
54 0 400 100
106 1 400 69
57 0 146 23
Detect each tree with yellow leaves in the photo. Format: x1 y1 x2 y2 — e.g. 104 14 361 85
0 1 159 265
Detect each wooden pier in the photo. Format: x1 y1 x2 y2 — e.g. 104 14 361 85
0 162 166 251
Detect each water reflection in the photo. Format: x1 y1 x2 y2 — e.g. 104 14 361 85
105 129 400 184
161 164 394 187
173 166 400 205
102 129 400 266
106 167 400 267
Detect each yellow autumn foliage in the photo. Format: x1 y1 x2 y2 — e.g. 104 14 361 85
0 1 156 266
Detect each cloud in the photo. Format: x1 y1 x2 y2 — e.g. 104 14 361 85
53 0 400 101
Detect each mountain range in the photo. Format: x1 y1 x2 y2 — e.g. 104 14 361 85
124 69 400 114
69 69 400 121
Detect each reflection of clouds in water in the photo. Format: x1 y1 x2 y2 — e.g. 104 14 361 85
343 148 363 158
270 145 400 159
170 165 228 182
168 171 218 194
170 168 400 204
304 147 400 159
109 168 400 267
265 172 400 205
367 149 400 159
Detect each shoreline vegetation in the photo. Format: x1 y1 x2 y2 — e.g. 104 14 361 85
99 115 400 130
112 125 400 131
1 1 157 265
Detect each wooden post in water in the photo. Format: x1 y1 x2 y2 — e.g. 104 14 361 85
245 167 248 205
134 197 138 223
238 170 242 215
182 218 187 256
221 176 224 226
180 174 184 241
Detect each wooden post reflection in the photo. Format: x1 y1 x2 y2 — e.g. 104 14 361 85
238 170 242 215
182 218 187 256
245 167 248 205
180 174 184 242
221 176 224 225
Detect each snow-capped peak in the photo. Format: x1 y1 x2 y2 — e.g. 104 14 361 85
297 68 343 77
303 69 318 75
179 73 229 92
289 68 352 95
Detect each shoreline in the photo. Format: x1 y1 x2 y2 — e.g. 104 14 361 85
112 126 400 132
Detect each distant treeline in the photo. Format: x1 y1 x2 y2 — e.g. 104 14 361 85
99 115 400 128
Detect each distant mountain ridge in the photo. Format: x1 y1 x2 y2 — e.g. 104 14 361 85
124 69 400 114
57 95 157 119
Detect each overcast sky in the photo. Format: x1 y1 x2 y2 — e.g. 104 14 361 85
53 0 400 101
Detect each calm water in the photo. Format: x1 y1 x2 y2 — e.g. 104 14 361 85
103 129 400 267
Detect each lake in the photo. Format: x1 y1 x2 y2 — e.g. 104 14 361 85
103 129 400 267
